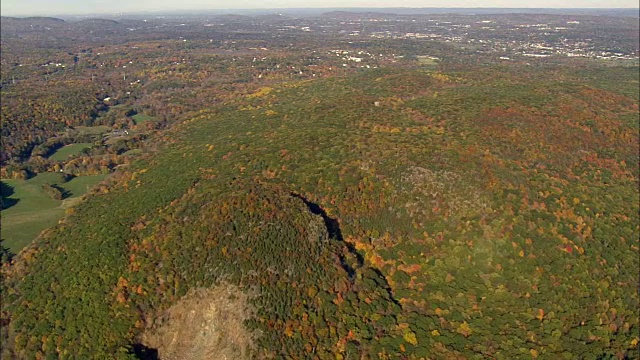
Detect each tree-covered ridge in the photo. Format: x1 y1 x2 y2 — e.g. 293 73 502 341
2 65 638 359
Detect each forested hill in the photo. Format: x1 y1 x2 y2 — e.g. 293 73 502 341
2 65 639 359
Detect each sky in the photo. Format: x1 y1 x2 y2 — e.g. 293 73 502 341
1 0 638 16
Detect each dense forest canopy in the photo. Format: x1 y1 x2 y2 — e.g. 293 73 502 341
1 10 638 360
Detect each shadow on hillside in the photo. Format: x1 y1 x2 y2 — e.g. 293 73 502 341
291 192 401 306
291 192 343 241
291 192 366 279
131 343 158 360
1 182 19 210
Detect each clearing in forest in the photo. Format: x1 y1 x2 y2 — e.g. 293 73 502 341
1 173 107 253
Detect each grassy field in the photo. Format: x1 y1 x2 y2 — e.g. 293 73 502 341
1 173 107 253
416 55 439 67
63 175 107 198
123 148 143 156
48 143 93 161
132 113 155 124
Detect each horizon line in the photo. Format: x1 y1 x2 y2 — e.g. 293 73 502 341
2 6 639 18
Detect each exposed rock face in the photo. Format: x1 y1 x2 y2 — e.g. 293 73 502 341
140 285 255 360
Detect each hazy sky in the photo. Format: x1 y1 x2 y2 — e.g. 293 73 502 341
2 0 638 16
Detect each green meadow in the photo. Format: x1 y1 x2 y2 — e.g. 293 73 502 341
416 55 440 66
1 173 107 253
48 143 93 161
131 113 155 125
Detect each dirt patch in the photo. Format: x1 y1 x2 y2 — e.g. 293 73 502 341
139 284 255 360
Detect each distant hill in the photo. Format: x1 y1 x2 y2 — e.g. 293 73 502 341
73 18 119 25
0 16 66 30
321 10 400 18
320 7 639 17
0 16 65 22
0 16 67 38
2 65 638 359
